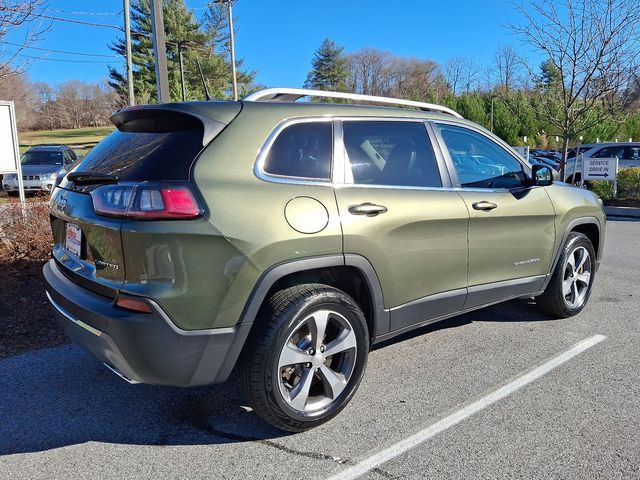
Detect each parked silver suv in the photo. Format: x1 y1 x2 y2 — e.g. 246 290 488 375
2 145 78 195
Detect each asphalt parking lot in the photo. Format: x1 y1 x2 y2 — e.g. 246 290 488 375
1 219 638 480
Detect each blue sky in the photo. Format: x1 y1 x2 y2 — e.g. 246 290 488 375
4 0 535 88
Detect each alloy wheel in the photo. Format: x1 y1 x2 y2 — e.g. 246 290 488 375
562 246 592 309
277 309 357 414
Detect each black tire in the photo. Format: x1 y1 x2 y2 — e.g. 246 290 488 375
7 191 18 197
239 284 369 432
537 232 596 318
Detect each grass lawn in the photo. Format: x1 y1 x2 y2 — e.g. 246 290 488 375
19 126 113 156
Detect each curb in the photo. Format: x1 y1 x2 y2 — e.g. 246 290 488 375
605 206 640 218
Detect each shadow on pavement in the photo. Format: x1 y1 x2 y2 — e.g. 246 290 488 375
0 345 286 456
374 298 555 350
1 299 555 456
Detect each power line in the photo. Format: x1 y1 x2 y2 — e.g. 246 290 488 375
3 51 117 64
44 8 123 17
2 41 119 58
3 9 124 30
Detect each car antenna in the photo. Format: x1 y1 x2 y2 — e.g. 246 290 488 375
196 58 211 101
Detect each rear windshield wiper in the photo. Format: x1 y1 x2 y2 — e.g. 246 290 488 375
66 172 119 185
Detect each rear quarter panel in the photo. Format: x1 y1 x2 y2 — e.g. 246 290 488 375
192 104 344 329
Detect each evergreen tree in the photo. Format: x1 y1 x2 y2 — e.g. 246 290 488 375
304 38 348 91
109 0 254 104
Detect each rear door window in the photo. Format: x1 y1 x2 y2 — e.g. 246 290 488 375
262 122 332 180
342 121 442 188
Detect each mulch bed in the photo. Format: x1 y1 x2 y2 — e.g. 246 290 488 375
0 259 69 359
603 198 640 208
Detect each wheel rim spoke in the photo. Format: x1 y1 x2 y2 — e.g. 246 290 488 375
571 281 579 307
576 271 591 286
562 278 573 296
567 252 576 271
309 310 330 351
324 328 357 357
279 343 309 368
288 368 314 410
575 249 588 272
319 364 347 399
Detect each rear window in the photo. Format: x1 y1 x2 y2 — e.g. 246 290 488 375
69 129 203 182
262 122 332 180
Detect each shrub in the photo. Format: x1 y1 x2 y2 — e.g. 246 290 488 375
589 180 613 200
588 167 640 200
617 167 640 198
0 201 52 262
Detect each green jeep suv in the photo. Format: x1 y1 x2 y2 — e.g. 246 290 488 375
44 88 605 431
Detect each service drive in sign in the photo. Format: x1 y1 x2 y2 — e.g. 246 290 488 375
582 157 618 181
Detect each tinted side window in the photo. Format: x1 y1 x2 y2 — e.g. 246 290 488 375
437 124 526 189
343 121 442 188
263 122 332 180
626 146 640 160
592 146 625 158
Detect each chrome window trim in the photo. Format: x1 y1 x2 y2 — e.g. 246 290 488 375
254 116 335 187
253 115 514 191
430 119 532 190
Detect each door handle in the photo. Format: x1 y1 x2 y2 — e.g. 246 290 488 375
472 201 498 211
348 202 388 216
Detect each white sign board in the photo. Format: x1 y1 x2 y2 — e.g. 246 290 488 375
511 146 529 162
582 157 618 181
0 100 25 203
0 102 20 172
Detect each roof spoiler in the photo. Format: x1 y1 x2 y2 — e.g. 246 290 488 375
110 104 228 147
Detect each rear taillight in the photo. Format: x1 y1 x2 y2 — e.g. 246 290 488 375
91 183 202 220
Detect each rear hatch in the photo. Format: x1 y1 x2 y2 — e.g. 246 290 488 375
49 102 240 297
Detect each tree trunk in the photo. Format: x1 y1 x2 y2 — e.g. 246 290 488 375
561 134 570 181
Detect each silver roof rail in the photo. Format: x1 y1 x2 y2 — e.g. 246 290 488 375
243 87 462 118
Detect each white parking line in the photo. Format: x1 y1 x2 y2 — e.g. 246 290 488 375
327 334 607 480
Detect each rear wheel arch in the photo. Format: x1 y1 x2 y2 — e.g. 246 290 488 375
239 255 388 343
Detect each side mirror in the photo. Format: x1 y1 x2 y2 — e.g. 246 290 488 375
532 164 553 186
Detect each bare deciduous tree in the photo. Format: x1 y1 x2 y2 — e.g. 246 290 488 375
509 0 640 177
346 48 394 96
0 71 38 128
346 48 448 102
0 0 48 77
444 56 478 95
493 45 523 91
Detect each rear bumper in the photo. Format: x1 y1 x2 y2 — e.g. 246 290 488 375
43 259 251 387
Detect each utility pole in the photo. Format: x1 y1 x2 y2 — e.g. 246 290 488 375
150 0 170 103
123 0 135 106
228 1 238 100
214 0 238 100
178 42 186 102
